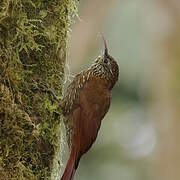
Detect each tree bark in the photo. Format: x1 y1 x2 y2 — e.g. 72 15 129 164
0 0 78 179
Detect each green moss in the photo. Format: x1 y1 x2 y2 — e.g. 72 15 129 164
0 0 78 179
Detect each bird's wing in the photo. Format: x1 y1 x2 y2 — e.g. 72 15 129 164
73 87 111 158
60 70 92 116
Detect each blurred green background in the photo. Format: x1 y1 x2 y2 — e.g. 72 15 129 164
64 0 180 180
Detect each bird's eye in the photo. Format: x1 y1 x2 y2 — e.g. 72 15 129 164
104 59 108 64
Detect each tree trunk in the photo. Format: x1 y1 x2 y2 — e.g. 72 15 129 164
0 0 78 179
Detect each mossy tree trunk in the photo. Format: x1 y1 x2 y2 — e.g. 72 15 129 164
0 0 78 179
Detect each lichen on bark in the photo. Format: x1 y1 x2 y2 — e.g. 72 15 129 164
0 0 78 179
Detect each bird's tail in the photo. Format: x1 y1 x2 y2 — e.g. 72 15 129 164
61 148 76 180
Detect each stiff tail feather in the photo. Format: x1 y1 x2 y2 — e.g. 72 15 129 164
61 148 76 180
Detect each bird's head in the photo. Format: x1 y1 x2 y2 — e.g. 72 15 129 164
91 35 119 89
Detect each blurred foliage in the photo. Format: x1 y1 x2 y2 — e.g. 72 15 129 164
71 0 180 179
68 0 165 180
0 0 78 179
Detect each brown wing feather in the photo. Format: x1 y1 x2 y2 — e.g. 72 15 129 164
60 70 92 116
60 70 93 147
71 78 111 167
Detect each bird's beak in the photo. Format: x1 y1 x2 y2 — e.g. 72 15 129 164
101 34 108 57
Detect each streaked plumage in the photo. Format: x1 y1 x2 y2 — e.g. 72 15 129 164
60 36 119 180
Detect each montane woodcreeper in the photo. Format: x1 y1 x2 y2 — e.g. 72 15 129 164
60 35 119 180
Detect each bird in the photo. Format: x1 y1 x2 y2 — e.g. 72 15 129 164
60 35 119 180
